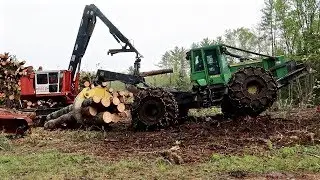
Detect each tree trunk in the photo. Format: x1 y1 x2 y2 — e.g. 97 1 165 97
44 112 75 130
46 104 73 120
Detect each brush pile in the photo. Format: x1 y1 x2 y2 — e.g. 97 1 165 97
0 52 33 109
44 86 134 129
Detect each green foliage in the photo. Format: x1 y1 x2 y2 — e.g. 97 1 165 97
79 70 95 89
156 46 190 90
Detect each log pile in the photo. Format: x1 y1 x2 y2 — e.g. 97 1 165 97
0 52 31 109
21 99 60 109
44 86 134 130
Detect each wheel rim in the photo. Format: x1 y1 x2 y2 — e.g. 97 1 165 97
246 80 261 95
138 97 165 126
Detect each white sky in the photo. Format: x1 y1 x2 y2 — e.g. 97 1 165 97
0 0 264 72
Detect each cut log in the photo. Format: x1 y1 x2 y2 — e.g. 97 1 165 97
37 100 42 106
117 103 126 113
27 101 32 106
118 91 126 96
101 81 108 87
84 81 90 87
8 95 15 100
81 106 97 117
112 96 120 106
102 111 113 123
44 112 75 130
101 97 111 107
110 113 121 123
112 91 119 97
92 95 101 104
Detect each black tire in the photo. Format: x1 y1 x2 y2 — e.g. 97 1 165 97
227 66 278 117
131 88 179 131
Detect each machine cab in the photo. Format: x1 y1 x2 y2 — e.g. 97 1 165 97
187 45 227 87
35 71 61 94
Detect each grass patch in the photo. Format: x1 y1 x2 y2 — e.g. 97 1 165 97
207 145 320 173
189 107 221 117
0 135 12 151
0 145 319 179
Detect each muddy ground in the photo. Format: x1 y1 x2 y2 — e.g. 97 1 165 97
11 108 320 164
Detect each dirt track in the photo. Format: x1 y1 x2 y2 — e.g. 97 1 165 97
12 108 320 164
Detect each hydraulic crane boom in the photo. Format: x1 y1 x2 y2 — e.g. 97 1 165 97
68 4 143 84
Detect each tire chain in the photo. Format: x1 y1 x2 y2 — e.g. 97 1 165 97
131 87 179 131
227 66 278 116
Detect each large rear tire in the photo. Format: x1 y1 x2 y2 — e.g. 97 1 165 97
227 67 278 117
131 88 179 131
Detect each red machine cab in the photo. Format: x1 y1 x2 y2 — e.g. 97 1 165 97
20 70 79 105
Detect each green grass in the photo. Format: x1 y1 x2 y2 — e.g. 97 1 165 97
1 145 320 179
208 145 320 173
0 135 12 151
189 107 221 117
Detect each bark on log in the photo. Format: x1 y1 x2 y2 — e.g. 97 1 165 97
46 104 73 120
81 98 94 107
44 112 75 130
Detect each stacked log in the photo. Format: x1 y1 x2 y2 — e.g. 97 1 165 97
0 52 31 109
21 99 60 109
44 86 134 130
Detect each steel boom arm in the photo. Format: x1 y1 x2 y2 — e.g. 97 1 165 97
68 4 143 81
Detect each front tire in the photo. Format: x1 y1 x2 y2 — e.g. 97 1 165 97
131 88 179 131
227 67 278 117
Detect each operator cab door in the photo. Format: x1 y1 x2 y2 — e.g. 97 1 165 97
204 49 221 76
35 71 60 94
191 50 207 86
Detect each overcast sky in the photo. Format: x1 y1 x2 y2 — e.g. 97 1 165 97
0 0 264 72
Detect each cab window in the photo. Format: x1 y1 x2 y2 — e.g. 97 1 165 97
193 50 204 72
49 72 59 92
204 49 220 75
49 72 58 84
37 74 48 84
